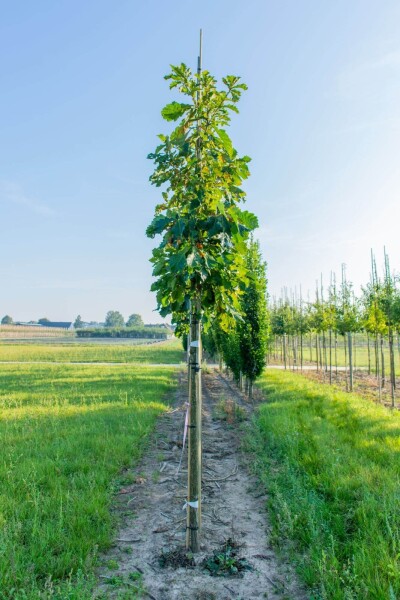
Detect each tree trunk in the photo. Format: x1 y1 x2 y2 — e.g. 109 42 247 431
348 331 353 392
292 335 296 371
344 335 348 391
319 335 323 371
323 331 327 373
309 333 313 363
389 327 396 407
375 334 382 403
283 334 287 370
186 302 202 552
353 333 357 370
381 335 385 389
300 331 303 371
335 332 338 377
367 334 371 375
329 329 332 385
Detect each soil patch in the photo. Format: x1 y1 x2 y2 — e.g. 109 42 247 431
95 370 307 600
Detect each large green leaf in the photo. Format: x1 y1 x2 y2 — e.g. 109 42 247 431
216 128 234 158
169 251 187 273
161 102 191 122
239 210 258 231
146 215 171 238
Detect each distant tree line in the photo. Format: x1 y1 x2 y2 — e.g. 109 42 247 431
77 326 169 339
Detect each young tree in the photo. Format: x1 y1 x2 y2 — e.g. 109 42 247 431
74 315 84 329
104 311 124 328
1 315 13 325
237 239 269 397
126 314 144 327
147 59 257 551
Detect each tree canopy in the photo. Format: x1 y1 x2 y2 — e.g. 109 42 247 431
126 313 144 327
104 311 124 328
147 63 258 332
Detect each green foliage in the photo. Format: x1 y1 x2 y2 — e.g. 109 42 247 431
202 539 253 577
237 239 269 382
147 63 257 332
1 315 13 325
212 239 269 385
0 360 177 597
249 370 400 598
126 314 144 327
104 311 125 328
74 315 84 329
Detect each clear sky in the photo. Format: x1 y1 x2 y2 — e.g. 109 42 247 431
1 0 399 323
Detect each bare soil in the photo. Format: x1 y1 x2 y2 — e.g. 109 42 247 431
95 370 307 600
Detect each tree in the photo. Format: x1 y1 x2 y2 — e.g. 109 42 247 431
237 239 269 397
38 318 50 325
104 311 124 328
74 315 84 329
147 59 257 551
126 314 144 327
1 315 13 325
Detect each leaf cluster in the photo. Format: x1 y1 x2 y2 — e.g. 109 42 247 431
147 64 257 331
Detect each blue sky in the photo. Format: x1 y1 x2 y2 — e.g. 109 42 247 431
1 0 399 322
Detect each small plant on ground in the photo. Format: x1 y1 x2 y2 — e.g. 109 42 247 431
106 559 119 570
202 538 253 577
214 397 246 424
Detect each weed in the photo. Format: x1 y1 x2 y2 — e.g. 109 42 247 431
202 538 253 577
214 397 246 424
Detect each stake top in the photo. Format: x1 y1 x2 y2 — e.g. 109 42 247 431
198 29 203 74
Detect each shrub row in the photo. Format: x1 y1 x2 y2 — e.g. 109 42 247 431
76 327 170 339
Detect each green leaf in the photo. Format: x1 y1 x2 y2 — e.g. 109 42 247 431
161 102 191 122
216 128 234 158
146 215 171 238
239 210 258 231
169 251 187 273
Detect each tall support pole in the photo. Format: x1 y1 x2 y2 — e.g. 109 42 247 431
186 300 202 551
186 30 203 553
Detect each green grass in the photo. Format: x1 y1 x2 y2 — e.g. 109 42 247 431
248 370 400 599
0 362 177 599
0 338 184 364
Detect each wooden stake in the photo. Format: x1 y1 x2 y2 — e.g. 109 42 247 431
186 300 202 551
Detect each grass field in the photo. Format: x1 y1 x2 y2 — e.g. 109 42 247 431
0 353 178 598
0 338 184 364
248 370 400 599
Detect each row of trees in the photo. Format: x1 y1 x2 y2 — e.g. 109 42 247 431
202 239 269 398
74 312 144 329
147 51 269 551
269 250 400 405
1 314 145 329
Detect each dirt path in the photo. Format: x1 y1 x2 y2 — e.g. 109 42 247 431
96 370 306 600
